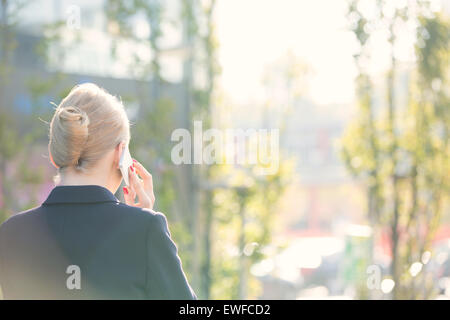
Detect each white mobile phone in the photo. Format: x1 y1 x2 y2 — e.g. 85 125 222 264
119 145 133 186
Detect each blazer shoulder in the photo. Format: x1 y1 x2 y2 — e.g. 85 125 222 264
0 206 42 230
113 203 168 226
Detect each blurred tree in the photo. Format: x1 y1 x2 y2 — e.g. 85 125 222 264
208 158 294 299
342 0 449 299
401 11 450 299
0 0 20 221
0 0 47 223
205 49 300 299
342 1 382 299
196 0 218 299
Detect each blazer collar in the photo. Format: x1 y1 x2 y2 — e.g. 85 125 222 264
43 185 119 205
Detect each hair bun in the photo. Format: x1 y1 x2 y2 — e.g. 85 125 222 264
57 106 90 126
49 106 90 169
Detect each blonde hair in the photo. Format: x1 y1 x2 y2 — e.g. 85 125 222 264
49 83 130 173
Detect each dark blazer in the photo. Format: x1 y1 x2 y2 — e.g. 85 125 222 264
0 185 196 300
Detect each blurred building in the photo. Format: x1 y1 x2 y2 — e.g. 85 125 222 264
3 0 189 119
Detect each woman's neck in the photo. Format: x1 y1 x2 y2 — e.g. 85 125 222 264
59 168 117 193
60 173 106 188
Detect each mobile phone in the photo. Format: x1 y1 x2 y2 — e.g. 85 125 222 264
119 145 133 186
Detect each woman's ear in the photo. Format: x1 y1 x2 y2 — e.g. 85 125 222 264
115 141 125 169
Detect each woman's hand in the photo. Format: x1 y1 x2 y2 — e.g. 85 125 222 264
123 160 155 210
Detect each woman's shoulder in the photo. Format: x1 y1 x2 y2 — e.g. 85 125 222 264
112 202 168 227
1 203 167 235
0 205 42 236
1 205 41 223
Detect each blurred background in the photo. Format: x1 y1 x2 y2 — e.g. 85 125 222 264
0 0 449 299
